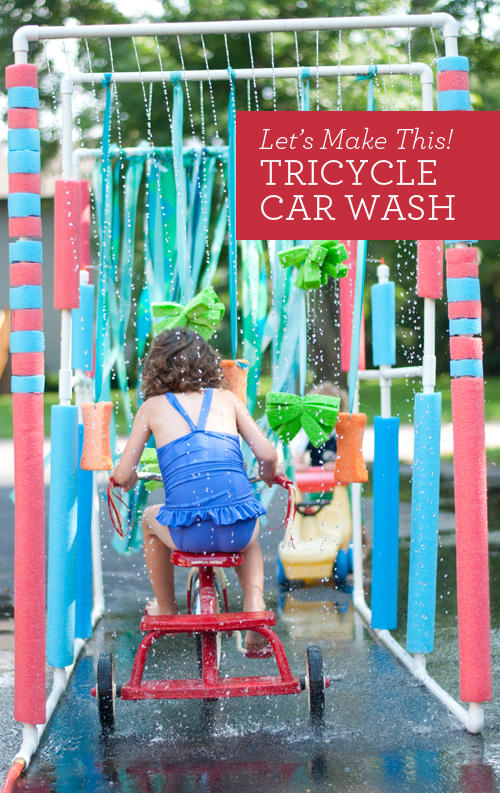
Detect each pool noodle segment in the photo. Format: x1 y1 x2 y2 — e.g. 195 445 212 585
10 330 45 352
11 352 44 376
75 425 93 640
448 301 481 319
371 281 396 366
54 180 82 310
9 217 42 238
8 128 40 151
406 393 442 653
451 377 492 702
370 417 400 630
5 63 38 88
80 180 91 272
8 86 39 108
80 402 114 471
417 240 443 299
72 283 95 371
339 240 366 372
446 278 480 303
8 150 41 173
12 392 46 723
11 309 43 331
8 192 41 216
450 336 482 359
10 285 42 309
450 359 483 378
333 413 368 484
10 240 42 263
8 108 39 129
10 262 42 285
47 405 79 668
9 172 41 193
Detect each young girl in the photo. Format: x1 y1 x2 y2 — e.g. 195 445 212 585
112 328 279 650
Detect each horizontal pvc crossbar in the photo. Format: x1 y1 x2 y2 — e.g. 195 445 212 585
67 62 434 87
358 365 423 381
13 15 459 54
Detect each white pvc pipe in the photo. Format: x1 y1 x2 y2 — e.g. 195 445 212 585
422 297 436 394
61 86 73 181
12 14 458 53
358 365 423 381
59 309 72 406
65 62 433 88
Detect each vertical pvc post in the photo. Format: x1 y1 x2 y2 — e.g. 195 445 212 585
8 53 46 725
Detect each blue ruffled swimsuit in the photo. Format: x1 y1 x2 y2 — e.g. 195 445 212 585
156 388 266 553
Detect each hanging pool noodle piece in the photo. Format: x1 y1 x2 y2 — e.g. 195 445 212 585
46 404 79 667
71 277 95 371
80 402 113 471
333 413 368 484
371 280 396 367
221 359 249 404
370 416 400 630
54 180 81 310
406 393 442 653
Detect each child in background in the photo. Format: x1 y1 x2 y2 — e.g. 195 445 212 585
292 382 349 471
112 328 279 650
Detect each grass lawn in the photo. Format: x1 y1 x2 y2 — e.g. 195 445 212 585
1 375 500 441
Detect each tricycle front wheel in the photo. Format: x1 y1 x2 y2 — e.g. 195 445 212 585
97 653 116 733
305 645 325 727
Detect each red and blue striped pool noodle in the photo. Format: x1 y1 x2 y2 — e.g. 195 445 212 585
446 244 492 703
7 61 46 725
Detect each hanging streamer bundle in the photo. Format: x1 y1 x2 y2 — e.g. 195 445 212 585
265 393 340 447
151 286 225 338
278 240 349 291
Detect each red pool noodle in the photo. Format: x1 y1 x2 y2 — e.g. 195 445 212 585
451 376 492 702
450 337 482 360
13 392 46 724
9 216 42 238
417 240 443 298
446 252 479 280
448 301 481 319
10 262 42 286
54 180 81 310
11 309 43 332
6 63 38 88
80 180 91 275
437 71 469 92
339 240 365 371
295 468 336 494
8 108 39 129
9 173 41 194
11 352 44 376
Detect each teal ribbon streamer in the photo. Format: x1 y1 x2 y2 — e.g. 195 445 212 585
348 239 367 413
227 68 238 358
95 75 112 402
300 67 310 112
171 74 187 301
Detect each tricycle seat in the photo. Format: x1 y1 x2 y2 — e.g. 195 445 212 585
171 550 243 568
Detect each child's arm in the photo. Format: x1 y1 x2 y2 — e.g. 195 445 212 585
112 402 152 491
232 393 279 486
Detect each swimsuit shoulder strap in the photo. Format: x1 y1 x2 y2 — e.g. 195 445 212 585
196 388 213 431
165 392 197 432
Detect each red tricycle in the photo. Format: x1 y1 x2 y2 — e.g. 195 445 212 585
93 475 329 732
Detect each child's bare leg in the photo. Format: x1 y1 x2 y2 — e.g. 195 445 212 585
235 522 268 650
142 505 179 616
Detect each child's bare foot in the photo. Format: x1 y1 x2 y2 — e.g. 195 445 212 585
145 597 180 617
244 596 270 651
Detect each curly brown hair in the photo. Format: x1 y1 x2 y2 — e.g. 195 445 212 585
141 328 228 399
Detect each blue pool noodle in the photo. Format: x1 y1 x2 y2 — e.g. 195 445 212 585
371 416 400 630
371 281 396 367
406 393 442 654
72 283 95 371
47 405 79 668
75 424 93 640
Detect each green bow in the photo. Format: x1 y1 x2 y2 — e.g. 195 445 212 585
140 448 162 491
278 240 348 291
151 287 225 339
265 392 341 447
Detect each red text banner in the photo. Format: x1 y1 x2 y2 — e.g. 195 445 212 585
235 111 500 240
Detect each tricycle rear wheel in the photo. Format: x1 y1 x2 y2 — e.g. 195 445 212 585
305 645 325 727
97 653 116 733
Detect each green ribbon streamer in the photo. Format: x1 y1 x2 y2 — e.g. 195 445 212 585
348 239 367 413
266 392 341 448
139 448 162 491
151 286 225 339
278 240 349 291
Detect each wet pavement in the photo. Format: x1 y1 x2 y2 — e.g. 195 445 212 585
3 478 500 791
